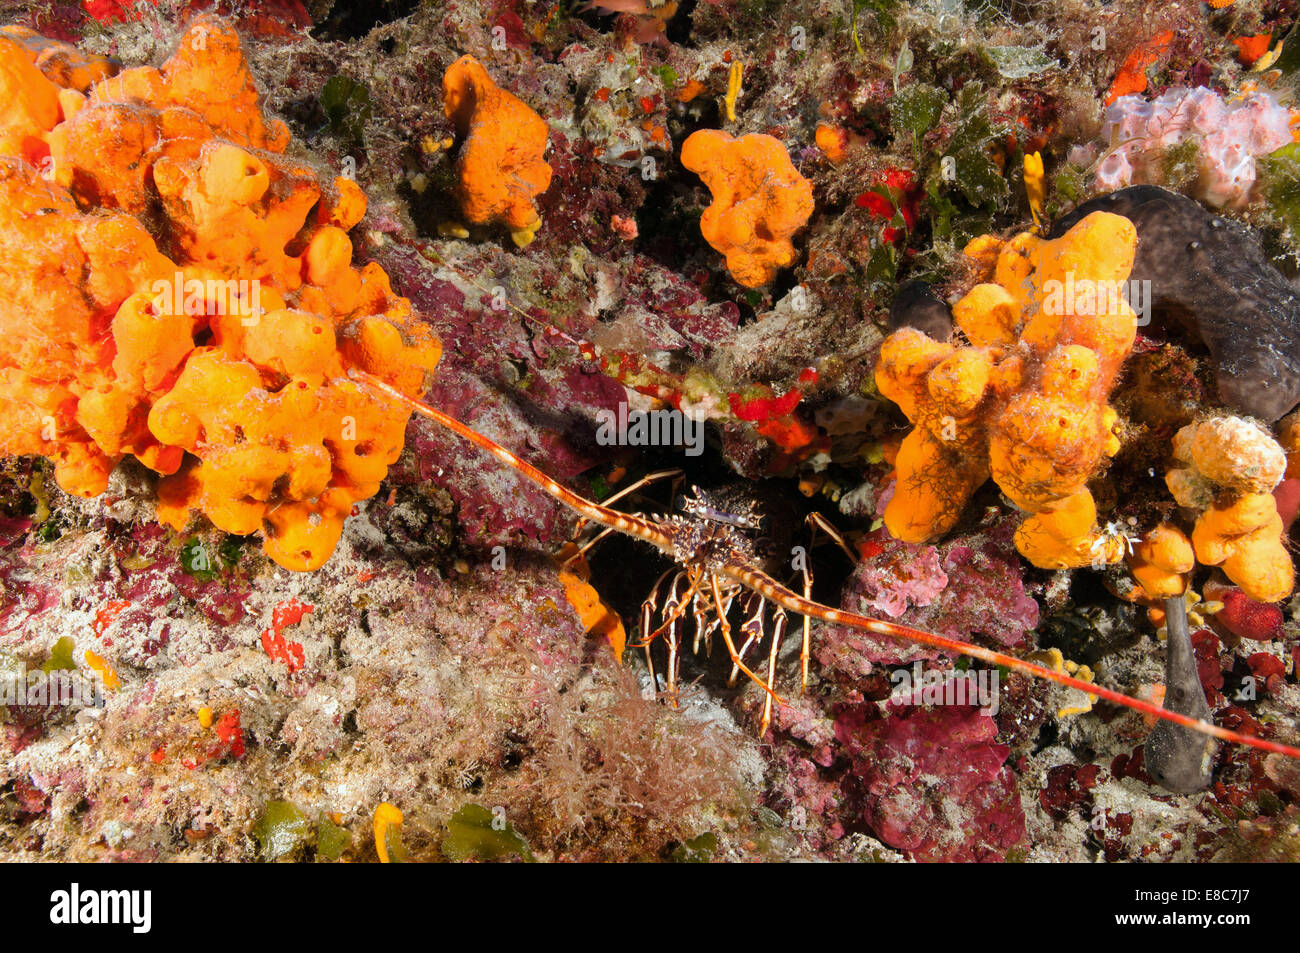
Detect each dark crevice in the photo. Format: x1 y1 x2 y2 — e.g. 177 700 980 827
309 0 421 42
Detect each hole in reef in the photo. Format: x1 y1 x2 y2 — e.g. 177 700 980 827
581 439 858 696
309 0 421 42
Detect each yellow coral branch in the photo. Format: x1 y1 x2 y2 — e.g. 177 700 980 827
724 61 743 122
373 802 403 864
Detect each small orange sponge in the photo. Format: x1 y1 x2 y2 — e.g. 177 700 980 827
1190 494 1292 603
680 130 814 288
1126 522 1195 600
1167 417 1293 603
443 54 552 242
0 19 440 571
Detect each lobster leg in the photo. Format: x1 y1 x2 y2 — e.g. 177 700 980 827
761 607 789 736
802 512 860 692
728 591 766 687
561 526 615 570
637 569 675 698
711 574 786 705
571 469 683 540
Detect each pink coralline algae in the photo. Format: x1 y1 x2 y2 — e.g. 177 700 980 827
1076 88 1294 209
821 519 1038 669
834 699 1026 862
764 743 847 851
844 534 949 620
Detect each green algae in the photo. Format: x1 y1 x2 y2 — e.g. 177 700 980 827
40 637 77 674
442 804 535 863
253 801 311 861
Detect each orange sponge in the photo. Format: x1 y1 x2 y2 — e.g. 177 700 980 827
0 19 440 572
680 130 814 288
875 329 991 542
1126 522 1195 600
877 212 1139 569
1166 416 1287 508
1191 493 1293 603
443 54 552 246
1 25 117 93
0 33 63 165
1166 417 1293 602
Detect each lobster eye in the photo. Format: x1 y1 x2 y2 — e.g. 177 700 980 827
674 494 690 512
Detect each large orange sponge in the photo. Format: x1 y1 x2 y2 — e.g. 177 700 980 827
874 329 992 542
0 19 440 572
876 211 1139 569
680 130 814 288
443 54 552 246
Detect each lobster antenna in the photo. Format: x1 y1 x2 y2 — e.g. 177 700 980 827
350 370 672 552
417 246 597 357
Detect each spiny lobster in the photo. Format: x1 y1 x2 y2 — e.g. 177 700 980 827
353 368 1300 769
